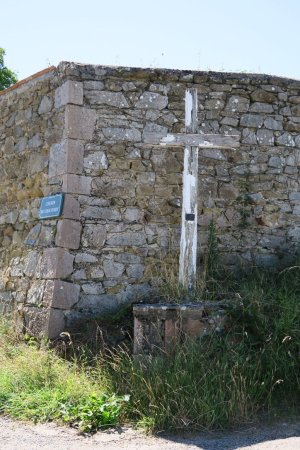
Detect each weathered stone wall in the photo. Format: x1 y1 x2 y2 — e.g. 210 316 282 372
60 63 300 325
0 68 70 336
1 62 300 338
0 68 84 337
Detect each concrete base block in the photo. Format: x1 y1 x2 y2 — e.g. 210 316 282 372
133 303 227 355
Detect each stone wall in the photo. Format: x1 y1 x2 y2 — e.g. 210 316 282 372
0 68 62 333
1 62 300 338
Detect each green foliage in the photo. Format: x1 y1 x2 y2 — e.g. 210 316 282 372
0 329 128 432
60 394 129 433
0 48 18 91
1 262 300 433
105 264 300 431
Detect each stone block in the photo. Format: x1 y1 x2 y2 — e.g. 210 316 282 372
76 294 119 316
135 92 168 110
27 280 46 305
83 80 105 90
81 206 121 220
242 129 257 144
81 283 105 295
205 99 225 110
289 192 300 201
55 80 83 108
285 121 300 132
23 306 66 339
221 116 239 127
201 149 225 160
49 139 84 177
82 224 107 248
106 232 146 246
276 132 295 147
240 114 264 128
126 264 144 279
38 226 56 247
268 156 283 168
0 292 14 314
256 129 274 146
38 96 53 114
62 174 92 195
250 102 273 113
218 183 239 200
291 105 300 116
124 208 142 223
62 194 80 220
133 303 227 355
85 90 129 107
44 280 80 309
115 252 141 264
90 268 104 279
83 151 108 174
75 252 98 263
264 117 283 130
47 308 66 339
36 248 74 279
64 105 96 140
23 306 48 338
103 260 125 278
182 318 208 337
225 95 250 112
28 134 42 148
10 257 24 277
102 127 141 142
251 89 277 103
23 251 39 277
142 123 168 144
55 219 82 249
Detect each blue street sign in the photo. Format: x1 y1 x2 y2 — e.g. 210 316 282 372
39 194 65 219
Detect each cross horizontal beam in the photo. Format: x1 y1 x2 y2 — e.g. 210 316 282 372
160 133 240 149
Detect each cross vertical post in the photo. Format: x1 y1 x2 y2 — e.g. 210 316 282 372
179 89 198 289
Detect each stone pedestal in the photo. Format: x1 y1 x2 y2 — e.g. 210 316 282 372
133 302 227 356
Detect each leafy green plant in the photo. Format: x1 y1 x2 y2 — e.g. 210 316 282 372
60 394 129 433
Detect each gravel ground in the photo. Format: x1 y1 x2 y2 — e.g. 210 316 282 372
1 416 300 450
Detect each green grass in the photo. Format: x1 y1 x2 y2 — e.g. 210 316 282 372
1 263 300 432
0 322 128 432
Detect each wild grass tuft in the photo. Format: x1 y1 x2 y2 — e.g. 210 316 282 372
1 261 300 433
101 263 300 431
0 321 128 432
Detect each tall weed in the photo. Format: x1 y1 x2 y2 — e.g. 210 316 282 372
1 263 300 432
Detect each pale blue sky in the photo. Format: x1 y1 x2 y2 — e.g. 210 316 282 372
2 0 300 81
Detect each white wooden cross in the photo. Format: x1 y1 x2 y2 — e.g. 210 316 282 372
149 88 240 289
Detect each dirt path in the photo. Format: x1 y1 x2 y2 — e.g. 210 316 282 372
1 416 300 450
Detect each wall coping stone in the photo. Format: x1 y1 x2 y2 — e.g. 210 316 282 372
0 66 56 96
